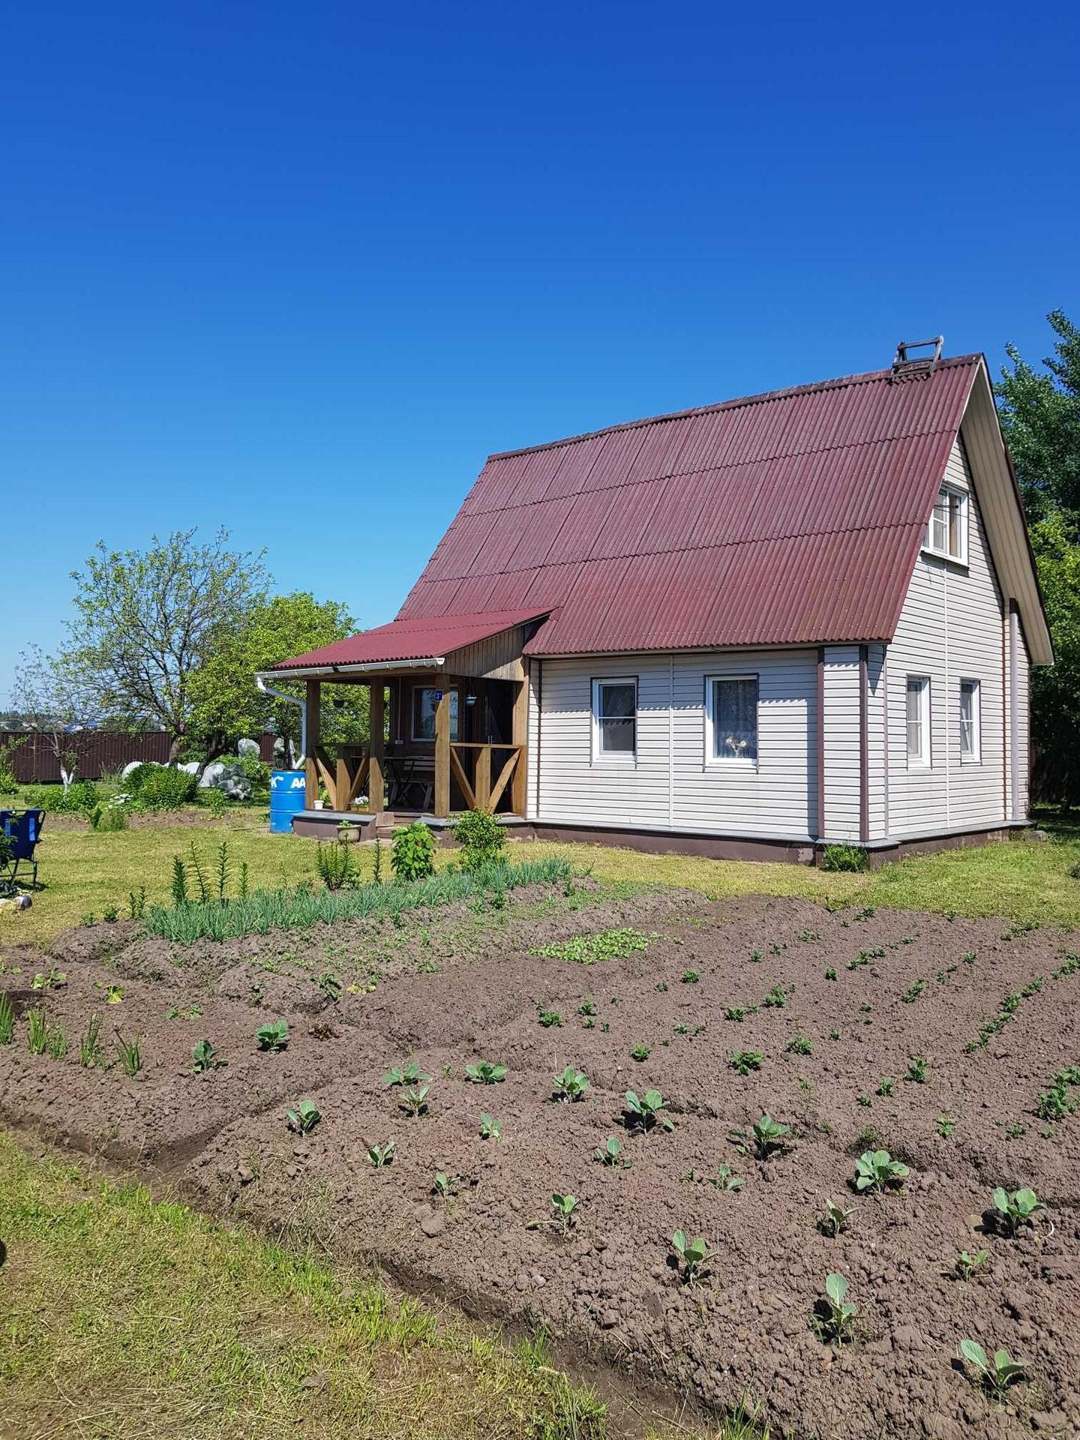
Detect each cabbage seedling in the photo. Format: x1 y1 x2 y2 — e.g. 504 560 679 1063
552 1065 589 1102
629 1042 651 1062
991 1186 1044 1236
750 1114 790 1158
464 1060 507 1084
551 1193 578 1233
624 1088 674 1132
192 1039 225 1073
853 1149 908 1193
432 1171 450 1198
958 1340 1027 1395
819 1199 853 1236
595 1135 630 1168
671 1230 710 1285
256 1020 289 1053
400 1085 430 1117
955 1248 989 1280
812 1272 856 1343
478 1112 502 1141
286 1098 321 1134
366 1140 395 1168
382 1062 429 1088
710 1164 743 1192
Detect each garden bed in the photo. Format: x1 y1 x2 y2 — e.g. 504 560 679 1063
2 887 1079 1438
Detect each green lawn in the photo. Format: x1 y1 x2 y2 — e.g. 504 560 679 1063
5 810 1080 948
0 1135 767 1440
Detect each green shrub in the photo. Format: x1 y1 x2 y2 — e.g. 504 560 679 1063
0 746 19 796
134 766 197 811
391 821 437 881
316 839 356 891
822 844 869 873
452 809 507 871
23 780 100 815
90 799 131 832
239 752 271 790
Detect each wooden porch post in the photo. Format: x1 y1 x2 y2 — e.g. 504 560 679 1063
368 682 385 813
305 679 321 809
511 674 528 816
434 683 451 819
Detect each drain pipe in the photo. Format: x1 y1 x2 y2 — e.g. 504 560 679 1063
255 675 306 765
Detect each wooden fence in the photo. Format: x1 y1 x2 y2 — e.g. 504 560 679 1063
0 732 275 784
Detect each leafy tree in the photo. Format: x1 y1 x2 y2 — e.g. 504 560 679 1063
996 310 1080 524
996 311 1080 808
186 592 369 761
1027 515 1080 807
10 646 99 790
65 530 269 761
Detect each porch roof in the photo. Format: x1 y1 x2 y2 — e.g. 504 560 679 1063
270 607 548 674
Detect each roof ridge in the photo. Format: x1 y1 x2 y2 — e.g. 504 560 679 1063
485 354 984 462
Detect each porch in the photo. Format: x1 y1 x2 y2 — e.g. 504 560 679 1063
260 608 547 825
302 664 529 819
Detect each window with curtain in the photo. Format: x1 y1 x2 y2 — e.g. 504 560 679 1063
924 486 967 561
592 678 637 759
708 675 759 762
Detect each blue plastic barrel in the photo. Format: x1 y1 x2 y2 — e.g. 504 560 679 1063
269 770 307 833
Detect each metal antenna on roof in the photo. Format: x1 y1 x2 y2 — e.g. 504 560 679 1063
892 336 944 377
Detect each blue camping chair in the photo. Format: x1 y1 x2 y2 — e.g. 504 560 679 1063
0 809 45 888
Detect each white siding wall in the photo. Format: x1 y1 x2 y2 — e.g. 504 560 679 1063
533 648 818 838
1004 615 1031 820
886 436 1010 837
822 646 861 841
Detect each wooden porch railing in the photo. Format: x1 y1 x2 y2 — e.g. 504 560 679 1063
448 743 525 814
306 745 370 812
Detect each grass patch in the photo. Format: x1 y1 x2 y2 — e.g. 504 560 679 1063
144 858 572 942
0 1133 606 1439
0 1134 768 1440
521 823 1080 928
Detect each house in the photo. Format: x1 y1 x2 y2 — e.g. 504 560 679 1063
263 341 1052 862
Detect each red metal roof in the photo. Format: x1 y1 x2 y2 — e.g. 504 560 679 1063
271 608 547 671
395 356 983 655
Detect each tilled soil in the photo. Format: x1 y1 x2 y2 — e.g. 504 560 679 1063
2 887 1079 1439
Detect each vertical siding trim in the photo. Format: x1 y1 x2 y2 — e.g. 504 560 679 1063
816 646 826 840
1001 609 1009 820
667 655 675 828
858 644 869 842
535 659 543 818
1009 604 1020 819
882 649 889 831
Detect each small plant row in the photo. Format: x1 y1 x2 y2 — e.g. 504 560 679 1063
964 976 1044 1052
143 857 572 943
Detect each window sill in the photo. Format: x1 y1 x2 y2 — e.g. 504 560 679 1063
920 545 968 570
907 760 933 771
706 758 759 771
592 754 637 766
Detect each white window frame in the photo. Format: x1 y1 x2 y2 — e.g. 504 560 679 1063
591 677 637 764
705 673 760 767
922 484 968 565
411 685 459 743
959 678 981 763
906 675 931 768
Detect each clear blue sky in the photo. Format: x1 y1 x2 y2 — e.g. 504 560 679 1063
3 1 1078 702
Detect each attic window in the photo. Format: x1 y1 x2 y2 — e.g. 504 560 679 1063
924 485 967 563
